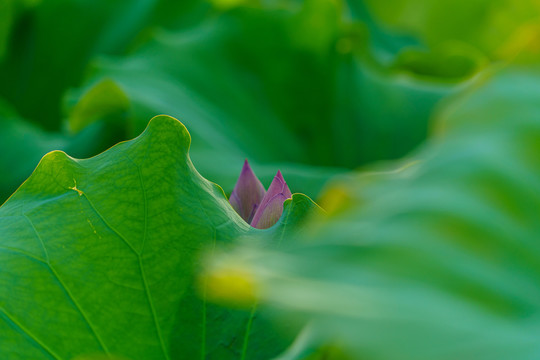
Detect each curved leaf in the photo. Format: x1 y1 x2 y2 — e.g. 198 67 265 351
0 115 317 359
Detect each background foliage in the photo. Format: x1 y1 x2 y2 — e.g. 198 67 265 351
1 0 540 359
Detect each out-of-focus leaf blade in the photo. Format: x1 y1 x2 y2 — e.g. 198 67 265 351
0 0 207 130
0 0 210 203
206 67 540 359
69 1 464 197
361 0 540 61
0 104 120 204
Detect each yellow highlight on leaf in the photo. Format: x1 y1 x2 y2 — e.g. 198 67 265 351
203 265 257 306
69 78 129 133
497 22 540 62
319 185 352 215
211 0 250 10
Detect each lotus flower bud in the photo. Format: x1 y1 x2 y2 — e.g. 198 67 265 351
229 162 292 229
250 170 292 229
229 160 266 223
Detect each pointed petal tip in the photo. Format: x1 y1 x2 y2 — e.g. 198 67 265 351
249 170 292 228
241 159 260 177
274 170 291 198
229 159 266 223
273 170 287 188
241 159 251 171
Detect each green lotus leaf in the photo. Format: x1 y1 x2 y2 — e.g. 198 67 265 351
0 115 319 359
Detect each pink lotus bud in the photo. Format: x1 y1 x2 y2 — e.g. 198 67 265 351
229 160 266 223
250 170 292 229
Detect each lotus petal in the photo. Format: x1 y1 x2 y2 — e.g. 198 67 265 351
229 159 266 223
251 170 292 229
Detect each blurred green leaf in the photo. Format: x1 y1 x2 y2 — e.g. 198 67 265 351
0 0 210 202
69 1 463 197
0 115 318 359
0 0 208 130
206 67 540 359
361 0 540 61
68 79 130 133
0 101 120 203
0 0 40 60
0 0 479 203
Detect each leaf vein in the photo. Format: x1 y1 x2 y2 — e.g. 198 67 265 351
0 246 47 265
81 194 139 255
240 303 258 360
24 214 111 355
0 305 61 360
191 181 217 360
139 258 170 360
135 152 170 360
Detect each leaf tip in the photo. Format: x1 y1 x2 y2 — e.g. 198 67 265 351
147 114 192 153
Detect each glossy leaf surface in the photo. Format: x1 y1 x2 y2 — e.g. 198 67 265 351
0 115 318 359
